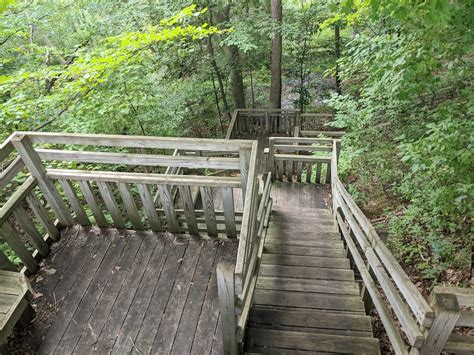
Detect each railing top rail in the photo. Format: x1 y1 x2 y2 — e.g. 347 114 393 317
45 168 242 187
270 137 337 145
236 108 300 112
12 131 254 152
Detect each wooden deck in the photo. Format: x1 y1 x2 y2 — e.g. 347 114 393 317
244 181 381 354
28 227 236 354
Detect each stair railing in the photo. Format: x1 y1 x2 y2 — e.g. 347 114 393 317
216 165 273 355
330 139 473 355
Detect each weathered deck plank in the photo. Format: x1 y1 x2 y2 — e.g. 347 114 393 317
22 227 234 355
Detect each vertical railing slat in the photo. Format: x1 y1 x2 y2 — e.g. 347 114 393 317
26 192 59 241
96 181 126 229
117 183 144 230
77 180 108 227
58 179 90 226
158 184 180 233
137 183 161 232
0 222 38 273
222 187 236 238
13 207 50 257
200 186 218 237
179 185 199 236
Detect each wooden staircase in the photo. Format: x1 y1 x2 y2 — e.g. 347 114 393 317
245 207 381 354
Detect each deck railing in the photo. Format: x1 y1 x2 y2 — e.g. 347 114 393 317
226 108 344 141
216 167 273 355
226 109 300 139
0 131 258 275
266 137 338 184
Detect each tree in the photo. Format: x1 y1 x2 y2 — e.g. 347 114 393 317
269 0 282 108
219 3 246 109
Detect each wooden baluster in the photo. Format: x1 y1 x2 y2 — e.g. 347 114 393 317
0 222 38 273
13 207 50 257
26 192 60 241
222 187 236 238
306 162 312 183
316 162 322 184
58 179 90 226
96 181 126 229
158 185 180 233
77 180 108 227
326 162 332 184
200 186 218 237
179 185 199 235
137 183 161 232
117 183 144 230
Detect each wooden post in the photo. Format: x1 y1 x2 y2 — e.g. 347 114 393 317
418 292 460 355
268 139 275 181
217 257 238 355
239 147 251 200
11 134 74 226
336 139 342 163
295 112 301 137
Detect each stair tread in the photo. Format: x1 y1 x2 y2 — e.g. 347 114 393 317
253 289 366 313
261 254 350 269
256 276 359 295
259 264 355 281
246 328 380 355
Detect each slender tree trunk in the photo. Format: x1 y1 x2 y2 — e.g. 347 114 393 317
248 54 256 108
211 71 225 135
270 0 282 109
334 22 342 95
219 4 246 109
206 33 231 120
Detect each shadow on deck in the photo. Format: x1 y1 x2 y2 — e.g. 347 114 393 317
28 228 236 354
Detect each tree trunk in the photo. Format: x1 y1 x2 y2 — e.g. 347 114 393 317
334 22 342 95
270 0 282 109
207 10 231 120
220 4 246 109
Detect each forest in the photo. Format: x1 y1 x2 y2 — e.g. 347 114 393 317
0 0 472 296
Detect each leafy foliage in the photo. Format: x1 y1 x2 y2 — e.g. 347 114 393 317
329 0 473 283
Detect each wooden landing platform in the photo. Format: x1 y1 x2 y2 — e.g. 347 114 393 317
245 182 380 354
27 226 236 354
